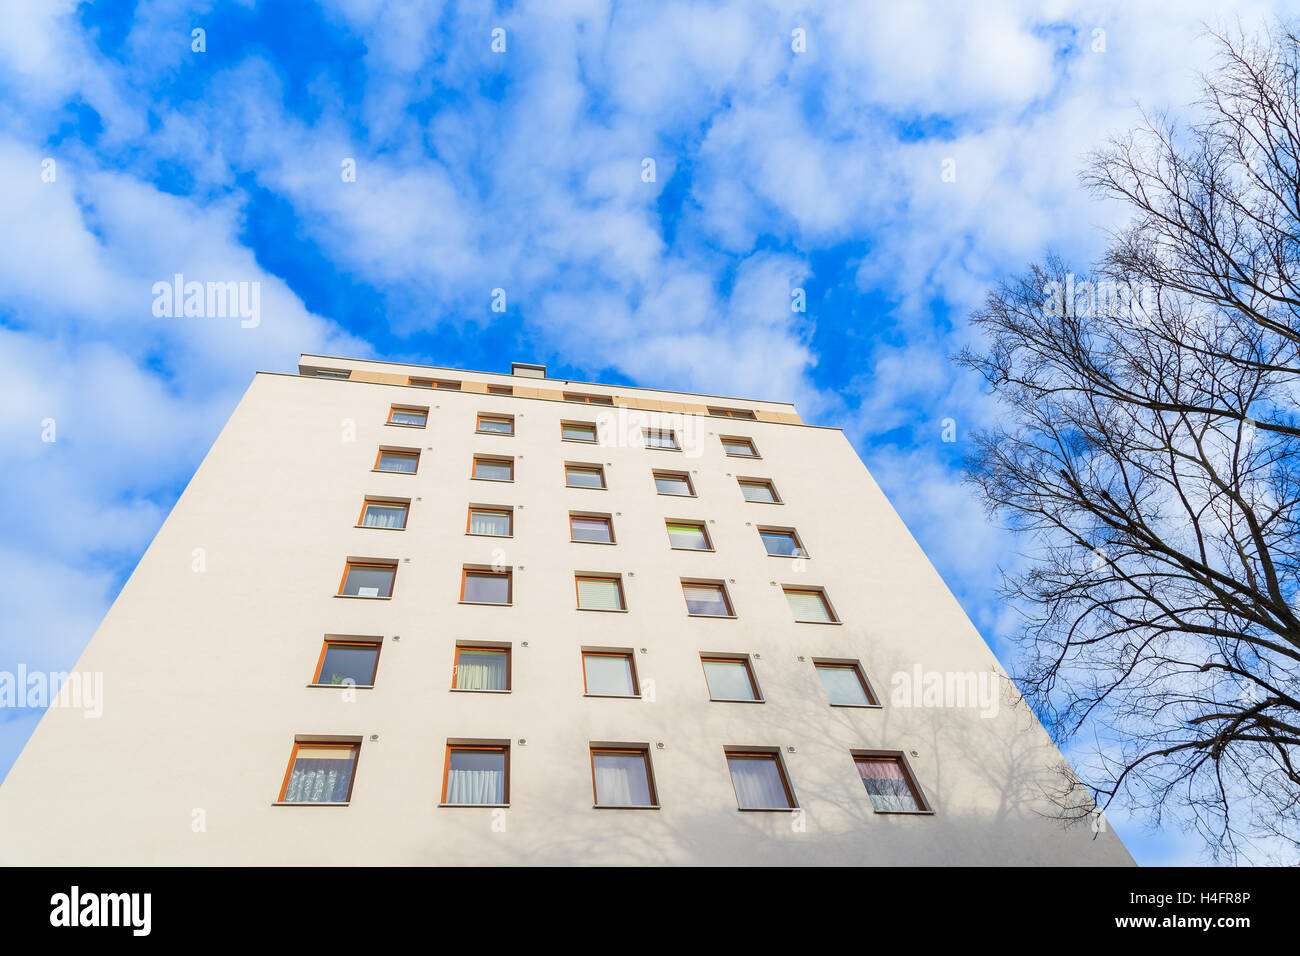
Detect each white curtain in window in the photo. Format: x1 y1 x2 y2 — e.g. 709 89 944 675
857 759 918 811
584 655 634 696
816 666 870 705
785 590 830 622
456 652 507 690
704 660 754 699
446 761 505 804
284 748 354 803
728 757 788 809
469 512 508 535
364 506 405 528
593 753 651 805
577 578 622 610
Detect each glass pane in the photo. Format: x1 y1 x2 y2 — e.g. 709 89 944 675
727 756 790 809
469 511 511 536
857 758 920 811
464 572 510 604
683 584 729 616
667 523 709 549
741 482 774 502
584 654 635 695
563 424 596 441
343 566 394 597
284 747 356 803
571 517 612 543
786 590 832 622
445 750 505 804
645 432 676 448
577 578 622 610
479 417 513 434
567 468 603 488
593 753 652 806
362 503 406 528
318 644 378 685
703 659 756 700
455 649 508 690
378 453 417 473
390 410 426 425
760 531 800 556
655 475 690 495
722 440 754 456
816 665 871 705
474 460 512 480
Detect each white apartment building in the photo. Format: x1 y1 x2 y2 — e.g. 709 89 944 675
0 355 1133 865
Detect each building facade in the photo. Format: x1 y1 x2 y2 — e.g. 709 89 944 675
0 355 1133 865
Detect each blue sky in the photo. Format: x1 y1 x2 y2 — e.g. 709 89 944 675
0 0 1281 865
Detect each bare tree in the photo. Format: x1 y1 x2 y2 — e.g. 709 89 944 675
957 24 1300 863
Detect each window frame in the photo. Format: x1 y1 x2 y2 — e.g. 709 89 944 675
758 527 805 557
314 368 351 380
564 392 614 405
386 405 428 427
440 744 510 806
738 478 780 503
853 752 931 814
460 567 513 605
701 655 762 701
565 463 607 489
373 448 420 474
724 750 796 811
575 574 627 612
665 520 713 551
410 377 460 389
581 650 640 697
681 580 735 618
277 740 360 805
337 561 397 599
813 660 878 707
642 429 680 451
561 421 598 443
720 436 759 458
653 470 695 497
590 747 658 808
466 506 513 537
487 385 513 396
451 644 512 692
312 639 382 687
708 407 757 420
471 455 515 482
570 513 615 544
476 413 515 436
357 498 409 530
783 586 839 624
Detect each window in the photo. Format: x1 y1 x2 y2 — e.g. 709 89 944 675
441 745 508 805
411 377 460 389
315 368 350 380
701 656 760 700
653 470 694 496
566 464 606 489
642 429 679 450
358 499 408 529
452 646 510 691
278 741 360 804
408 377 433 387
582 651 638 696
725 751 795 810
477 413 514 436
855 755 927 812
472 456 514 481
759 528 804 557
591 747 656 807
739 478 779 503
375 449 419 474
682 581 733 617
709 407 756 420
666 521 711 551
387 406 427 427
313 640 381 686
461 568 512 605
784 587 837 623
488 385 513 396
565 392 614 405
338 562 396 598
467 507 512 537
721 437 758 457
570 514 614 544
562 422 597 442
576 575 625 611
815 662 876 706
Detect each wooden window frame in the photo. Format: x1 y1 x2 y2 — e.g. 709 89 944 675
357 498 409 530
758 528 804 557
561 421 598 443
565 464 606 489
666 520 712 551
374 449 420 473
814 661 878 707
570 513 614 544
466 507 513 537
581 651 639 696
472 455 515 481
564 392 614 405
476 413 515 436
277 741 360 804
784 586 839 623
708 407 757 420
451 645 511 691
853 753 929 813
315 368 351 380
720 436 758 457
653 470 695 497
724 750 796 810
575 574 626 611
590 747 656 807
682 580 734 617
642 428 680 451
460 567 513 605
386 406 428 427
440 744 510 806
312 640 382 687
701 655 761 701
738 478 780 503
487 385 513 396
338 561 397 598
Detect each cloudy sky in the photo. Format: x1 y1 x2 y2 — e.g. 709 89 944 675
1 0 1286 865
